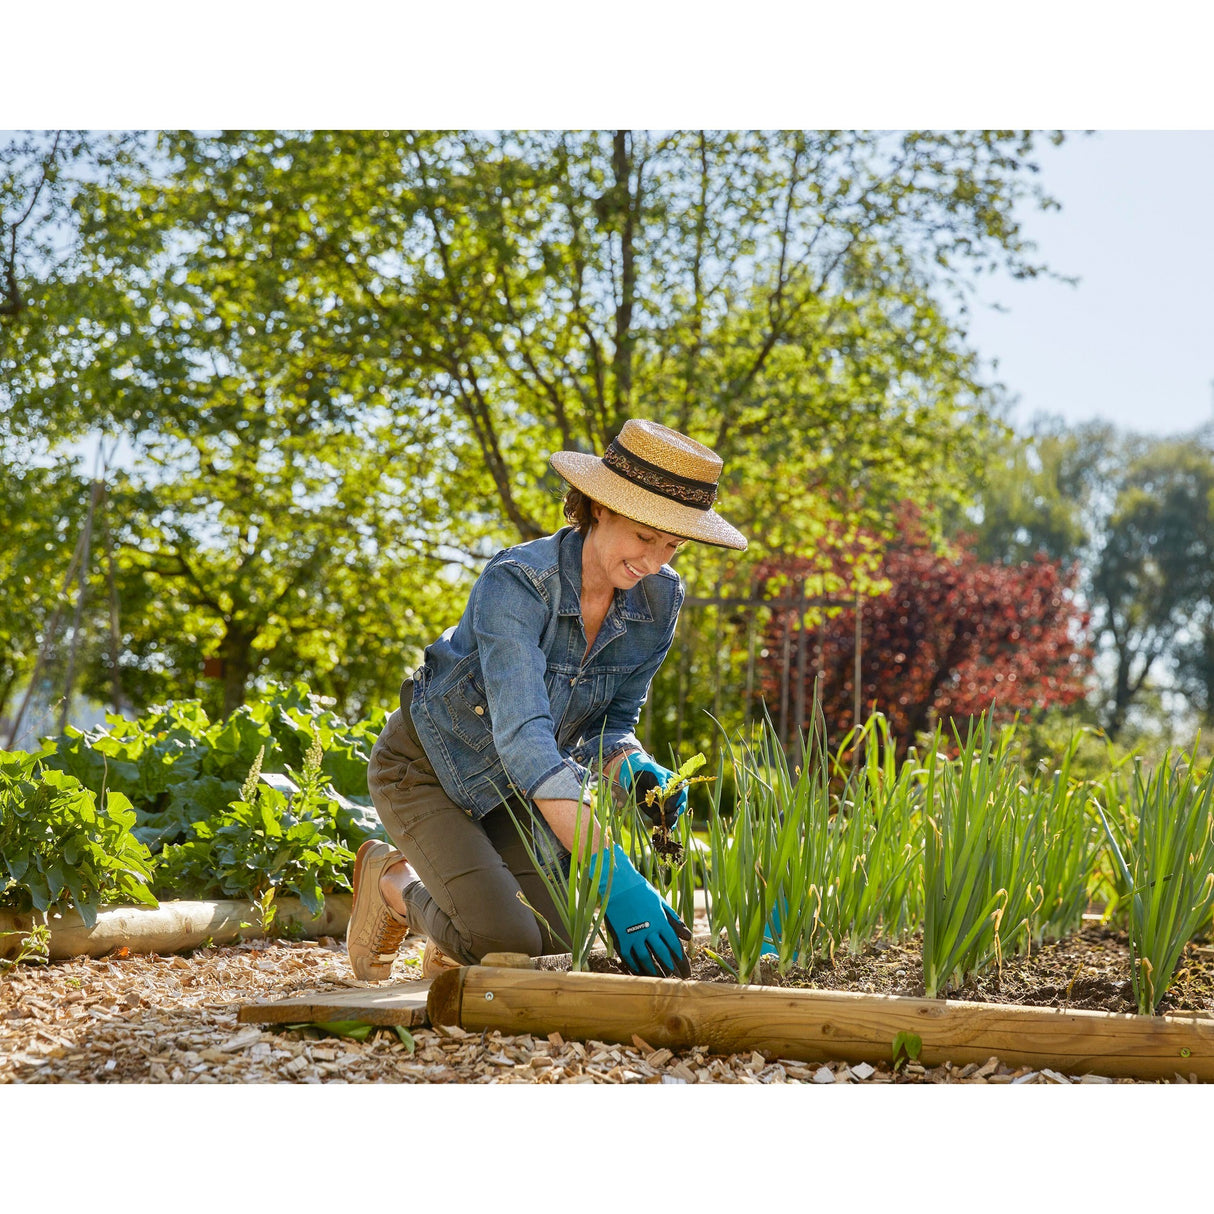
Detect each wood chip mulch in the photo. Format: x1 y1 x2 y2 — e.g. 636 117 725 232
0 925 1190 1085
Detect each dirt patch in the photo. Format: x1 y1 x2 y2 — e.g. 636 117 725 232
2 920 1211 1084
672 923 1214 1019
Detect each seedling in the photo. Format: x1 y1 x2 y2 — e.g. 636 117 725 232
0 923 50 973
891 1030 922 1072
646 752 715 866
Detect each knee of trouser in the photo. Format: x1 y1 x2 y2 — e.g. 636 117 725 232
467 915 545 963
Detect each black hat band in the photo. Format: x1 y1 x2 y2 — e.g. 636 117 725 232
602 438 719 509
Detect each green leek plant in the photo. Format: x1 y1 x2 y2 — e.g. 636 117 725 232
1095 747 1214 1014
704 707 833 982
503 773 617 972
703 741 778 983
1026 735 1099 948
921 713 1024 998
830 713 925 952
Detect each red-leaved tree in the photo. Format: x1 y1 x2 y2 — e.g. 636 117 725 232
758 506 1092 753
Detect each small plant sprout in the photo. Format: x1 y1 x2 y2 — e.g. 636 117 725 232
892 1030 922 1071
0 923 51 974
646 752 714 865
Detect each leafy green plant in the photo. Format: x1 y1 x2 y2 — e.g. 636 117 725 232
892 1030 922 1071
921 714 1022 998
1095 746 1214 1014
829 712 925 952
0 923 51 973
644 752 715 866
155 739 355 915
1024 734 1099 948
35 682 386 855
703 706 835 982
0 751 158 927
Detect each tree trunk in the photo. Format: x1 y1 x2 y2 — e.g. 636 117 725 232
219 625 258 715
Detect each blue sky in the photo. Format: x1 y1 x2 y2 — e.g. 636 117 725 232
959 130 1214 438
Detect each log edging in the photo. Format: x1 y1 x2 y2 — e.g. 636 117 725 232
0 895 353 960
427 964 1214 1082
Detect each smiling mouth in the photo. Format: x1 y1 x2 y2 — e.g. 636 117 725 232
624 561 643 579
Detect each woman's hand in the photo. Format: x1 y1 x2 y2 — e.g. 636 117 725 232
617 752 688 826
593 845 692 978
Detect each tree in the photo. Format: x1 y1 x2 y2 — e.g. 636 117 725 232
1090 437 1214 738
967 417 1214 739
3 130 1070 727
759 506 1091 753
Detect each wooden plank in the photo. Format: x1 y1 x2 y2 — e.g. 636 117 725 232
239 979 433 1026
427 966 1214 1082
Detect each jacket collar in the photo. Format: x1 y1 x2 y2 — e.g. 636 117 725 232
557 526 656 624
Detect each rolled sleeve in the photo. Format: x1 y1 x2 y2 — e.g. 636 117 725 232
531 760 592 803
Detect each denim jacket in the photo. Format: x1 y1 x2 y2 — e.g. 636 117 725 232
406 526 683 829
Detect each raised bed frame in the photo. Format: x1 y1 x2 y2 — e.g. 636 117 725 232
423 962 1214 1083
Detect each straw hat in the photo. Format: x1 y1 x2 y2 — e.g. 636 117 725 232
549 420 747 551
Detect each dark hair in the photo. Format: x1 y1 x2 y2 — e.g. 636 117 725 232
563 487 601 537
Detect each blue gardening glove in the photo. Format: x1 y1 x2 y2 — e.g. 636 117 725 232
594 845 692 979
761 897 798 962
618 752 688 827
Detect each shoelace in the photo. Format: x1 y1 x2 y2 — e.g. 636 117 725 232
371 913 409 960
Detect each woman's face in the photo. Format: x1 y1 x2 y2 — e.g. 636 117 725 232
583 506 685 593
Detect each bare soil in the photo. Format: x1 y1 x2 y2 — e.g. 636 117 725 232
664 922 1214 1019
3 920 1211 1085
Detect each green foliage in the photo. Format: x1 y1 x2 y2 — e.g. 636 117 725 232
0 923 50 973
891 1030 922 1071
829 713 925 949
0 683 379 928
504 776 616 972
966 417 1214 739
0 454 97 732
0 751 157 926
3 129 1068 739
37 681 387 853
154 735 356 915
920 715 1053 998
1095 748 1214 1014
703 709 836 983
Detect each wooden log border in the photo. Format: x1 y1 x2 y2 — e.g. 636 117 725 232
0 895 353 960
427 964 1214 1082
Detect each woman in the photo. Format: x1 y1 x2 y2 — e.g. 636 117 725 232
348 419 746 982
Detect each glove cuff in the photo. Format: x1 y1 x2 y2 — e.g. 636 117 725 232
592 843 639 897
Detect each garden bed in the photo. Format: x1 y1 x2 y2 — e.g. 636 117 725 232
678 922 1214 1017
5 917 1212 1084
424 922 1214 1082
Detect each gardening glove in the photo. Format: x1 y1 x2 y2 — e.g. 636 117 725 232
594 844 693 979
618 752 688 827
760 899 797 962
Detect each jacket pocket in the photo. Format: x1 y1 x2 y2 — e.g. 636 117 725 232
443 669 495 752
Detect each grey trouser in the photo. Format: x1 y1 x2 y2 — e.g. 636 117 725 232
366 684 568 964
